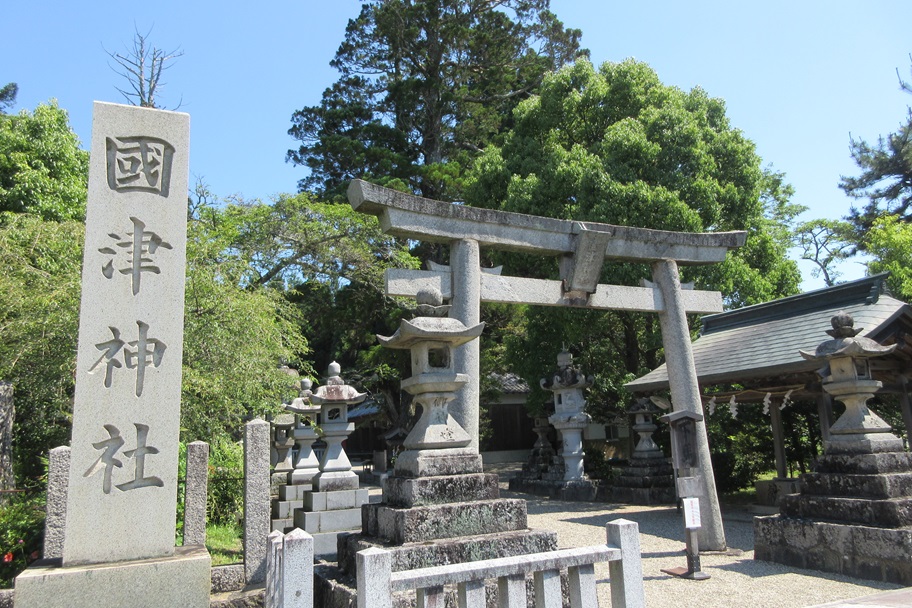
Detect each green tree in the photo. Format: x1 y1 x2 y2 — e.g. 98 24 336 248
465 59 802 418
180 188 314 441
0 214 83 481
287 0 585 200
794 218 855 287
865 214 912 299
842 59 912 240
0 83 17 113
0 101 88 221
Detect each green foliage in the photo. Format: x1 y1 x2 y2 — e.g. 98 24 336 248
205 522 243 565
288 0 586 199
0 101 88 221
465 59 801 427
794 218 855 287
206 437 245 526
842 59 912 241
181 194 313 441
866 214 912 299
0 493 45 588
0 214 83 480
0 83 17 113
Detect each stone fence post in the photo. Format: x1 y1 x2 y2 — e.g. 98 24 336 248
0 383 13 502
245 418 271 584
43 446 70 559
183 441 209 546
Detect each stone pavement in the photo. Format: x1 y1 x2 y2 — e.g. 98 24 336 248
484 464 908 608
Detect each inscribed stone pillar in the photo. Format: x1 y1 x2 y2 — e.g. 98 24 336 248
62 103 190 566
652 259 726 551
450 239 481 452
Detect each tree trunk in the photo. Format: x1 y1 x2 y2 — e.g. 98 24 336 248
0 382 14 504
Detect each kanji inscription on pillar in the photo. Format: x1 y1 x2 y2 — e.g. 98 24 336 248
63 102 189 566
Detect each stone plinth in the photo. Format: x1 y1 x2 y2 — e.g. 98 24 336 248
610 455 675 505
14 546 211 608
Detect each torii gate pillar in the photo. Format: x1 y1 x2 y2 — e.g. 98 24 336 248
652 259 725 550
451 239 482 450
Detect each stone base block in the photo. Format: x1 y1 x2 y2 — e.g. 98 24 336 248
362 499 527 544
754 515 912 585
295 507 363 533
270 472 287 496
338 528 558 574
613 473 674 488
305 488 369 512
14 545 211 608
271 517 293 532
285 471 316 488
779 493 912 527
314 471 360 492
312 531 351 558
210 563 246 593
802 471 912 499
815 452 912 475
385 473 499 507
824 433 905 455
609 484 675 505
272 499 303 518
754 478 802 507
394 448 482 478
508 478 599 502
279 483 312 501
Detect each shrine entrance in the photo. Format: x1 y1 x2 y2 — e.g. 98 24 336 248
347 179 747 551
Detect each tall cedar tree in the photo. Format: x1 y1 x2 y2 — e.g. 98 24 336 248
287 0 586 200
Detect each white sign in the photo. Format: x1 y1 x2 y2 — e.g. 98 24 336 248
683 497 701 529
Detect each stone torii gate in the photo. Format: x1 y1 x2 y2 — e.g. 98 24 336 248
348 179 746 551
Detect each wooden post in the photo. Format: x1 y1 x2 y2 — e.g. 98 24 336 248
769 398 788 479
899 376 912 449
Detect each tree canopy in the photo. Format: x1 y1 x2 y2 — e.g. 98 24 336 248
842 59 912 241
0 102 88 221
465 59 802 416
287 0 586 200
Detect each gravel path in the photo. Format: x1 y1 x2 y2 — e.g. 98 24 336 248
503 490 903 608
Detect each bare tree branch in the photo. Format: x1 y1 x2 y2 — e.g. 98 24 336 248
105 26 183 109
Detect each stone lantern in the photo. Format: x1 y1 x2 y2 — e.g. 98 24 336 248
541 350 592 481
377 287 484 476
799 311 901 455
629 397 665 459
285 378 322 486
309 362 366 492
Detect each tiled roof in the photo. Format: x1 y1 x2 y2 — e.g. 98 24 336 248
489 372 531 394
626 274 911 393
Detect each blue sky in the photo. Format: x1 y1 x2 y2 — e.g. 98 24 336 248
3 1 911 288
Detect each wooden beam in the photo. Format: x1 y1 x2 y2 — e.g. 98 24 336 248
385 269 724 314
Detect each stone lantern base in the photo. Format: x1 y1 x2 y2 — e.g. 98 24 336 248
610 455 676 505
755 451 912 585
